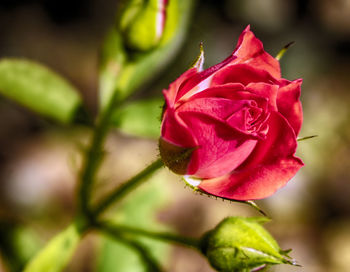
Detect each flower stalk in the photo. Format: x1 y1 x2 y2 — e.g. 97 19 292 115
97 221 200 249
78 89 121 221
92 159 164 217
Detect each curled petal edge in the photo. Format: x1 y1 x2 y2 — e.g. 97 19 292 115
196 112 304 200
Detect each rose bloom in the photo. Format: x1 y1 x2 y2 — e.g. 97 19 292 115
159 26 303 200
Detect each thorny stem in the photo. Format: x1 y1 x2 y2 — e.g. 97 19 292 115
76 89 163 231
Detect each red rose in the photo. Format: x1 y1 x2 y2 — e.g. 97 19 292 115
159 26 303 200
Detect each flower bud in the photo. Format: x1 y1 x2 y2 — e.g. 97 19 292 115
159 26 303 201
200 217 297 271
119 0 169 51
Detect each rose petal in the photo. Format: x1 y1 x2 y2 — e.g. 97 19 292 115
277 79 303 135
171 26 281 103
184 84 263 103
178 84 270 137
175 55 237 102
211 64 278 87
179 111 257 178
198 112 303 200
177 97 256 121
246 82 279 111
161 109 197 148
226 107 269 138
233 25 281 78
163 68 198 108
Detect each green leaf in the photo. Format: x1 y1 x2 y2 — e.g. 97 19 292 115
201 217 298 272
0 59 83 124
112 98 163 138
23 224 81 272
97 171 171 272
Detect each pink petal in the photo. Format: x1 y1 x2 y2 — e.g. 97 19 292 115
184 83 263 103
226 107 269 138
198 112 303 200
246 82 279 111
167 26 280 105
277 79 303 136
175 55 237 102
179 84 270 137
161 109 197 148
179 25 281 100
177 97 256 121
211 64 278 87
233 25 281 78
163 68 198 108
179 111 257 178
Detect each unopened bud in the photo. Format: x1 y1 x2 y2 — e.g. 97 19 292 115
119 0 169 51
200 217 298 271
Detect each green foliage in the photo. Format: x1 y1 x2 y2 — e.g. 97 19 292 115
0 221 41 272
200 217 297 272
99 0 195 109
99 29 127 111
0 59 83 124
112 98 163 138
97 171 171 272
23 225 81 272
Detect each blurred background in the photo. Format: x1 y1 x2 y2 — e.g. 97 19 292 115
1 0 350 271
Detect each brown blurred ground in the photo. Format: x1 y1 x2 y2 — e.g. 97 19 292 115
1 0 350 271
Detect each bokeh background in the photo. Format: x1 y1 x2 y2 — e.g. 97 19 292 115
1 0 350 271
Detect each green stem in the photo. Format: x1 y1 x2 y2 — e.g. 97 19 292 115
92 159 164 216
78 90 120 219
98 221 200 249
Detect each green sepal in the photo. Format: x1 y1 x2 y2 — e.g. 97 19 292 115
275 41 295 61
159 138 197 175
191 42 205 71
297 135 318 141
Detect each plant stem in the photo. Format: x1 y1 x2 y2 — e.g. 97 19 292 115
98 221 200 250
78 90 120 219
92 159 164 216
